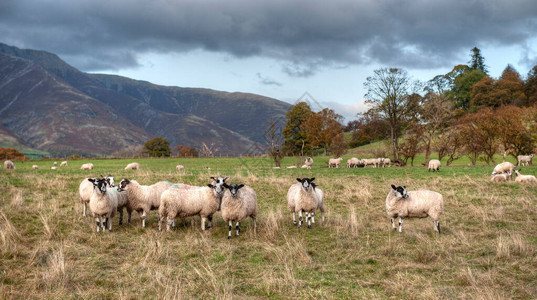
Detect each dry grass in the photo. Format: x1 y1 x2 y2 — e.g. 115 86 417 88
1 160 537 298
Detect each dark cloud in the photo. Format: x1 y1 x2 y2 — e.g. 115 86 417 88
256 73 282 86
1 0 537 75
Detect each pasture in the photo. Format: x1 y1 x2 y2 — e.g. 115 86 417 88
1 156 537 298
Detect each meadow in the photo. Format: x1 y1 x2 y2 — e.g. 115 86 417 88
1 156 537 299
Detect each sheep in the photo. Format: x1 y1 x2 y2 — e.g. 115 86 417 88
347 157 360 168
491 171 512 182
310 182 325 224
32 165 39 169
60 161 68 167
514 169 537 183
124 162 140 170
51 166 58 170
4 160 15 169
301 164 310 169
158 177 228 231
492 162 515 176
303 157 314 168
517 154 534 166
88 178 119 232
117 179 173 228
80 163 94 170
361 158 377 168
176 165 185 171
287 177 320 229
114 186 132 225
382 158 391 168
386 185 444 233
286 166 297 169
221 183 258 239
79 175 115 217
428 159 441 172
53 161 58 166
328 157 343 168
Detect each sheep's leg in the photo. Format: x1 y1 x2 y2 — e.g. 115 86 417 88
166 217 174 232
108 216 113 232
398 218 403 233
391 218 396 230
171 218 176 230
236 222 240 237
252 216 257 230
321 208 325 222
95 217 100 232
307 212 312 229
141 211 147 228
207 215 213 229
298 211 303 229
201 217 207 231
118 208 124 225
292 212 297 225
127 209 132 224
228 220 232 240
311 212 315 224
83 203 87 217
158 216 163 231
433 220 441 233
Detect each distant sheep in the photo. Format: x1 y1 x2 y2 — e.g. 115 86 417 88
517 154 534 166
4 160 15 169
60 161 68 167
80 163 94 170
176 165 185 171
491 171 511 182
361 158 377 168
514 170 537 183
221 183 258 239
32 165 39 169
286 166 297 169
53 161 58 166
347 157 360 168
51 166 58 170
492 162 515 176
287 178 320 229
386 185 444 233
124 162 140 170
118 179 172 228
382 158 391 168
301 157 314 169
328 157 343 168
428 159 441 172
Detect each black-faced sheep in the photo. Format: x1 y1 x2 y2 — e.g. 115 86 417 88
88 178 119 232
221 183 258 239
287 178 320 229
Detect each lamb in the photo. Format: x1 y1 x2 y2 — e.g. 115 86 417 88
88 178 118 232
221 183 258 239
382 158 391 168
386 185 444 233
176 165 185 171
125 162 140 170
328 157 343 168
428 159 441 172
491 171 512 182
158 177 228 231
517 154 534 166
117 179 173 228
287 177 320 229
32 165 39 169
79 175 115 217
514 169 537 183
492 162 515 176
80 163 94 170
4 160 15 169
60 161 68 167
347 157 360 168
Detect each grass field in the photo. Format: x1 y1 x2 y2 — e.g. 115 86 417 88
1 156 537 298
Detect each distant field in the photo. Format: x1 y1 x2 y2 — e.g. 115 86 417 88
1 157 536 298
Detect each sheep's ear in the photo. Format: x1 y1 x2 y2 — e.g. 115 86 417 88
224 176 230 182
207 184 213 188
403 186 406 189
310 177 315 182
88 178 96 183
296 178 302 183
391 184 396 190
238 184 245 189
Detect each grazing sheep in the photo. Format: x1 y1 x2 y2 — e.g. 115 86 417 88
428 159 441 172
382 158 391 168
176 165 185 171
124 162 140 170
514 170 537 183
492 162 515 176
79 175 115 217
80 163 94 170
158 177 228 231
361 158 377 168
328 157 343 168
347 157 360 168
32 165 39 169
88 178 119 232
117 179 173 228
287 178 320 229
53 161 58 166
60 161 68 167
517 154 534 166
491 171 512 182
221 183 258 239
51 166 58 170
386 185 444 233
310 182 325 224
4 160 15 169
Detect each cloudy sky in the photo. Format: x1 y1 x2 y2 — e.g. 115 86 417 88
2 0 537 120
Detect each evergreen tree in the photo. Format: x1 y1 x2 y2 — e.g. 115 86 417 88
469 47 488 73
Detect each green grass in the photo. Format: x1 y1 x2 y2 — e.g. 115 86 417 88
1 157 537 298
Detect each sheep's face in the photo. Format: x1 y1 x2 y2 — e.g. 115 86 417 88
209 176 229 195
89 178 108 194
224 184 245 197
117 179 130 192
106 175 115 187
391 184 408 199
297 177 315 191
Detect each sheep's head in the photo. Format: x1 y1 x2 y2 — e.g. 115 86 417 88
224 183 245 197
100 174 115 187
391 184 408 199
89 178 108 194
514 170 521 176
208 176 229 195
296 177 315 191
117 178 130 192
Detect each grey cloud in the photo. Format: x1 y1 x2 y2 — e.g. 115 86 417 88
256 73 282 86
2 0 537 73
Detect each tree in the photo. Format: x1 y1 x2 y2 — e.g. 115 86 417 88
144 137 171 157
302 108 344 155
496 65 527 107
495 106 535 158
452 69 487 110
0 148 26 161
282 102 314 155
173 145 199 158
418 92 454 164
524 66 537 105
328 132 348 157
434 127 463 166
399 127 422 166
199 142 219 158
364 68 418 159
265 119 284 167
469 47 488 73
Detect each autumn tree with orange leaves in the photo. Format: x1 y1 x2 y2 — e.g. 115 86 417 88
302 108 344 155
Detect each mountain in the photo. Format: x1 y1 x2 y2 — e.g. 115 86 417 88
0 43 291 156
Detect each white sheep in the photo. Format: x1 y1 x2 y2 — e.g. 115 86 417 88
347 157 360 168
51 166 58 170
176 165 185 171
32 165 39 169
117 179 173 228
60 161 68 167
492 162 515 176
80 163 94 170
158 177 228 231
124 162 140 170
310 182 325 224
328 157 343 168
287 177 320 229
79 175 115 217
361 158 377 168
302 157 314 169
53 161 58 166
517 154 534 166
221 183 258 239
4 160 15 169
386 185 444 233
300 164 311 169
88 178 119 232
382 158 391 168
514 170 537 183
428 159 441 172
114 187 131 225
491 171 512 182
286 166 297 169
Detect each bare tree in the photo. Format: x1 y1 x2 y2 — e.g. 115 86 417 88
419 92 454 164
265 119 284 167
200 142 219 158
